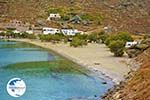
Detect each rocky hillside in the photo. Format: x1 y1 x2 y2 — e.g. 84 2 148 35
0 0 150 33
104 47 150 100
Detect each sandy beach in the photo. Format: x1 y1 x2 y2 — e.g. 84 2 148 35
11 39 132 84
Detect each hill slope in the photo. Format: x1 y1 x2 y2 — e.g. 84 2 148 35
0 0 150 33
104 47 150 100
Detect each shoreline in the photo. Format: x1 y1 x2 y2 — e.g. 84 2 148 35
9 39 132 84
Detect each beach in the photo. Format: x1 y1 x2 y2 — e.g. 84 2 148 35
11 39 132 84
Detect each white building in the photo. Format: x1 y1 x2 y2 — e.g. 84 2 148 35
104 26 112 33
26 30 33 34
43 27 60 35
0 31 4 33
125 41 138 48
47 14 61 20
61 29 83 36
13 30 20 34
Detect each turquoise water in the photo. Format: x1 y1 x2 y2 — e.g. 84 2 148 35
0 40 113 100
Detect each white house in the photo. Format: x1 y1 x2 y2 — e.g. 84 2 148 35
13 30 20 34
0 31 3 33
125 41 138 48
104 26 112 33
47 14 61 20
26 30 33 34
43 27 60 35
61 29 83 36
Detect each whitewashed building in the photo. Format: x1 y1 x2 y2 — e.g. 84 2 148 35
47 14 61 20
61 29 83 36
13 30 20 34
26 30 33 34
43 27 60 35
104 26 112 33
0 31 4 33
125 41 138 48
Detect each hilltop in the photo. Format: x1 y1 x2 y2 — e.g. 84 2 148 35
0 0 150 33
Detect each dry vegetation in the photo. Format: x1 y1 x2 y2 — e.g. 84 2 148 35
104 47 150 100
120 48 150 100
0 0 150 33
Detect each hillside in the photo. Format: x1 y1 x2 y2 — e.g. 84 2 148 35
104 47 150 100
0 0 150 33
121 48 150 99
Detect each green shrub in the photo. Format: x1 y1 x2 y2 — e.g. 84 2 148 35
88 33 100 43
61 15 70 21
105 32 133 46
98 32 108 43
88 32 108 43
75 33 88 40
0 32 6 36
70 37 87 47
20 32 36 39
117 32 133 42
26 34 36 39
109 40 125 57
80 13 94 21
47 8 63 14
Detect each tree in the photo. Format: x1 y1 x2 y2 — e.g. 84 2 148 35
109 40 125 57
105 32 133 46
117 32 133 42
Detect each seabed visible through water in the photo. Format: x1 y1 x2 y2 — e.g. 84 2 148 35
0 40 113 100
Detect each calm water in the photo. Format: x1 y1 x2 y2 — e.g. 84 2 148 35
0 40 113 100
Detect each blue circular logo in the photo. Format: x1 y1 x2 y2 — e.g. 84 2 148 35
7 78 26 97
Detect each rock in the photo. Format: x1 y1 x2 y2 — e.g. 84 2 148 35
113 92 121 99
102 81 107 84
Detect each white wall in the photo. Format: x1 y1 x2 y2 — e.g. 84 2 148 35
125 42 138 48
61 29 82 36
43 27 60 35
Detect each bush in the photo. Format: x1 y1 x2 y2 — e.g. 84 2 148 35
109 40 125 57
98 32 108 43
105 32 133 46
117 32 133 42
39 34 52 42
70 37 87 47
88 33 100 43
80 13 94 21
75 33 88 40
39 34 65 43
47 8 63 14
20 32 36 39
88 32 108 43
61 15 70 21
